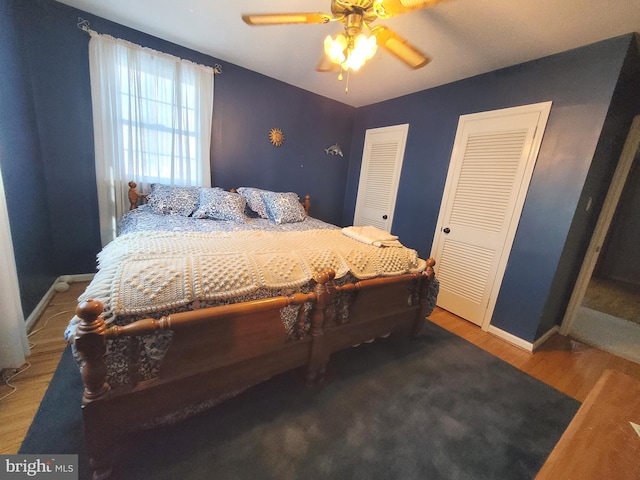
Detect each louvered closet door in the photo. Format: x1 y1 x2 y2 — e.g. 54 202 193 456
432 103 551 327
354 124 409 231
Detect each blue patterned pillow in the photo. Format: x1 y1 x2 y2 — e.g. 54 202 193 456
192 189 247 222
147 184 201 216
261 191 306 224
237 187 270 219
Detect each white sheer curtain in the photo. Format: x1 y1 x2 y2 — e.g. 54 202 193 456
89 31 214 245
0 165 30 369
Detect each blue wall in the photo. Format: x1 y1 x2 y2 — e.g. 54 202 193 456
211 63 354 225
345 35 636 342
538 35 640 338
591 38 640 287
2 0 354 316
0 1 57 316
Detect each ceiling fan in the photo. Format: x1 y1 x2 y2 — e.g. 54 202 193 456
242 0 446 77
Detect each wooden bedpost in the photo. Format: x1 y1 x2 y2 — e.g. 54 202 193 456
75 299 110 402
127 181 147 210
412 258 436 338
305 268 335 386
302 194 311 216
74 299 113 480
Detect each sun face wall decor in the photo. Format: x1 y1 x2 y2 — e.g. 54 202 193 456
269 128 285 147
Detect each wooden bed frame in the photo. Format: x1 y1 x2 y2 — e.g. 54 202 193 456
74 183 434 478
74 261 435 479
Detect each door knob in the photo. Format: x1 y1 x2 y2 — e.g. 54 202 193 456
443 227 450 234
382 215 388 220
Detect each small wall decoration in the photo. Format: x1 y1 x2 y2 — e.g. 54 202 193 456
325 143 343 157
269 128 285 147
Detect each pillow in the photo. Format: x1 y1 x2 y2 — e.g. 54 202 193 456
192 189 247 222
147 184 200 216
236 187 270 219
261 191 307 225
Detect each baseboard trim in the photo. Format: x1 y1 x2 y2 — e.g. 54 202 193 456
25 284 57 333
532 325 559 351
487 325 534 352
69 273 94 282
486 324 559 353
25 274 94 332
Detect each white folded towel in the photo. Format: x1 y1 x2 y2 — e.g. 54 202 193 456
341 225 403 247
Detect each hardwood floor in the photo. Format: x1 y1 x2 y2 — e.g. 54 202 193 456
0 281 84 454
2 283 640 455
428 307 640 401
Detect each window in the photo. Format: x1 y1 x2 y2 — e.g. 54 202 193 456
118 56 203 184
88 31 214 245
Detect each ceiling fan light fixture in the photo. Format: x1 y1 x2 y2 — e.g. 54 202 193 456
243 0 438 89
345 33 377 71
324 33 348 64
324 32 377 72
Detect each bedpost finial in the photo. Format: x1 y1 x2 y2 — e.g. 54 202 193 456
423 258 436 279
76 298 104 321
314 268 335 284
75 299 107 338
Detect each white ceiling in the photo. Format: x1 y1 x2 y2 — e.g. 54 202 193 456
56 0 640 107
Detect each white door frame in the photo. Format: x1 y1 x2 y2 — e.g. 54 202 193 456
560 115 640 335
431 101 552 331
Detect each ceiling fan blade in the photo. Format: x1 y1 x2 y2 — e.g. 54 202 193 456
242 13 333 26
374 0 447 18
372 26 431 69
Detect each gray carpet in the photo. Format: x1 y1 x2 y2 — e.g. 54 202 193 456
20 321 579 480
572 306 640 364
583 277 640 325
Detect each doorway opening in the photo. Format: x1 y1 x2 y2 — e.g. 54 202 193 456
562 116 640 364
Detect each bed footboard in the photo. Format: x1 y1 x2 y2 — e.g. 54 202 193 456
74 269 334 479
308 258 436 383
74 261 435 479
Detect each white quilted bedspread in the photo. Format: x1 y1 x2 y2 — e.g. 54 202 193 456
80 230 426 319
